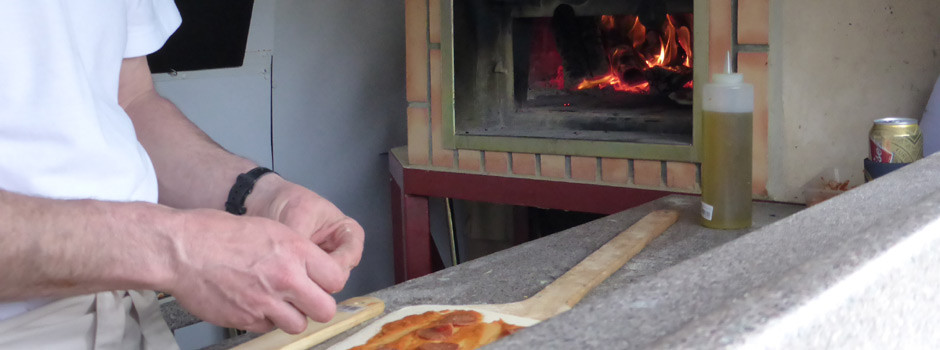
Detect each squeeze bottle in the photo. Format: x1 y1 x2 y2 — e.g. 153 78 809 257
701 52 753 229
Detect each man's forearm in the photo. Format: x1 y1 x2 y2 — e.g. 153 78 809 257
119 57 257 211
123 91 256 210
0 190 176 300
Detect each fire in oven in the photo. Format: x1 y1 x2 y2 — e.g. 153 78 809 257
451 0 696 150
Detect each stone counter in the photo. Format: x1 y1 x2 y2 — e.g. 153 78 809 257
205 153 940 349
303 195 801 350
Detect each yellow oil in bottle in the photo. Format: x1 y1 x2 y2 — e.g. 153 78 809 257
701 111 752 229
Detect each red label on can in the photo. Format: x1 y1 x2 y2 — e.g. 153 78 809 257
870 139 894 163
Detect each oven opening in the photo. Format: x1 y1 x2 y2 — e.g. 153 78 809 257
454 0 695 146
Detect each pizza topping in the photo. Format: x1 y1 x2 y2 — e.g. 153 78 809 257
353 310 522 350
436 310 482 326
415 343 459 350
416 324 454 341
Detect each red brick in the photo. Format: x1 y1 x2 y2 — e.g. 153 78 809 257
738 0 769 45
458 150 482 171
666 162 698 190
407 107 429 165
541 155 566 179
512 153 537 176
484 152 509 174
429 0 441 44
405 0 428 102
570 156 597 182
601 158 630 184
633 160 663 187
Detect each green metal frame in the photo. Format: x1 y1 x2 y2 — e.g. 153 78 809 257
442 0 706 162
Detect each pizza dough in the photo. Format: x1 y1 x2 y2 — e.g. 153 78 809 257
328 305 539 350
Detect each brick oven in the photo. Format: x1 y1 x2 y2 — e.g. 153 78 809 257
392 0 940 280
405 0 766 198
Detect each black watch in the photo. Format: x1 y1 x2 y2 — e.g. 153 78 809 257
225 167 276 215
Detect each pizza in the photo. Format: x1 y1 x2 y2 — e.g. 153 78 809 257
349 309 524 350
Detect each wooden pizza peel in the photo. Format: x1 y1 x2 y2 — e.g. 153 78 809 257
236 209 679 350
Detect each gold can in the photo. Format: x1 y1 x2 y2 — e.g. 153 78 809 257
869 117 923 163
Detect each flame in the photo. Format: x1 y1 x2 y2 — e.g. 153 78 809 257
646 42 667 68
627 17 646 49
677 26 692 68
577 73 650 94
572 14 692 94
600 15 616 31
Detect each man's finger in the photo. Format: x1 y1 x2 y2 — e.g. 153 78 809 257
264 302 310 334
303 244 349 294
286 278 337 323
312 221 364 270
241 319 275 334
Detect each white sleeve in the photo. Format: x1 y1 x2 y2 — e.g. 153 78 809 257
124 0 182 58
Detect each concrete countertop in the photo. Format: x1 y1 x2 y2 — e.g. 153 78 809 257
195 194 798 349
203 153 940 349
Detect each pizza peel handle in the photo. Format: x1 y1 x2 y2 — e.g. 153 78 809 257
232 296 385 350
487 209 679 321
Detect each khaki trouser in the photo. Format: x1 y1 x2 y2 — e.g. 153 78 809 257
0 290 178 349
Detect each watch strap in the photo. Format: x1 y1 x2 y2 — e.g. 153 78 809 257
225 166 276 215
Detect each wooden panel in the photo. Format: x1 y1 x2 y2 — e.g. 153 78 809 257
541 155 566 179
458 150 482 171
429 49 453 168
484 151 510 174
405 0 428 102
633 160 663 187
512 153 537 176
403 194 432 280
570 156 598 182
666 162 698 190
407 107 429 165
738 0 769 44
601 158 630 184
739 52 769 196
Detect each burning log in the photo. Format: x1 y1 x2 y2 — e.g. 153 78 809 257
644 66 692 96
551 4 609 89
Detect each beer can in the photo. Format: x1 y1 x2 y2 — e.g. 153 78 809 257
869 117 923 163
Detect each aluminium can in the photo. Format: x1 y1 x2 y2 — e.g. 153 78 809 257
869 117 923 163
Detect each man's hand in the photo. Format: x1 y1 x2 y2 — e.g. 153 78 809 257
118 56 364 333
245 175 365 276
166 208 348 334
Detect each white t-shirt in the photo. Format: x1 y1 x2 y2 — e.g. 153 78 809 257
0 0 181 320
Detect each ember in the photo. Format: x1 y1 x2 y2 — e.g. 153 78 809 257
527 10 693 99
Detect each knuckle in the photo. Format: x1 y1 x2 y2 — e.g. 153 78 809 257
269 266 302 291
245 321 274 334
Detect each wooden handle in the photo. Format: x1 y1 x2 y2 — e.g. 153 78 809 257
233 296 385 350
517 210 679 320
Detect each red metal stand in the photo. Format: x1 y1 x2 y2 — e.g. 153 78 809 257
388 151 672 283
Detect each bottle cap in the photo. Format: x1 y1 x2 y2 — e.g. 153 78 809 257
711 51 743 84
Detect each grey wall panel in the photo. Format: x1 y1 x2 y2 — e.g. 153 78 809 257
272 0 406 298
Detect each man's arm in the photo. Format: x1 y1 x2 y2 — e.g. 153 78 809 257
0 57 363 335
0 188 346 333
119 56 364 273
118 56 256 210
0 191 177 298
117 57 364 329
